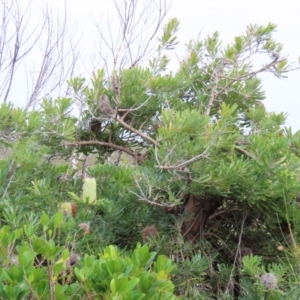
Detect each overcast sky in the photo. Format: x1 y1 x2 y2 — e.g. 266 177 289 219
9 0 300 130
169 0 300 130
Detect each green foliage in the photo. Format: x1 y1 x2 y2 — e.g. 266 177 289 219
1 20 300 299
0 215 177 299
74 243 176 299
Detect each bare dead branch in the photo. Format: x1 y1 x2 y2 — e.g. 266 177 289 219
0 0 80 108
91 0 171 72
26 3 80 109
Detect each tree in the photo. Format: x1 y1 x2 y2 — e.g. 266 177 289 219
1 2 300 298
65 20 300 298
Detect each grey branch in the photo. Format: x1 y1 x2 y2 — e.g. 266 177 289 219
112 74 121 95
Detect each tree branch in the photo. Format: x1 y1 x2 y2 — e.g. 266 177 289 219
116 116 158 146
63 140 138 160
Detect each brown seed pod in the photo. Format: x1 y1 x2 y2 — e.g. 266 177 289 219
66 253 80 266
99 94 113 117
142 225 158 241
78 222 91 235
71 202 78 217
240 246 253 257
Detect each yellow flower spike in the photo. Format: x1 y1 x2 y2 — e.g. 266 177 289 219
82 177 97 204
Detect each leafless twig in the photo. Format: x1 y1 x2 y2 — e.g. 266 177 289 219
0 0 80 108
91 0 171 73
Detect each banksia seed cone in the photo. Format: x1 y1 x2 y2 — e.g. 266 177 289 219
241 247 253 257
71 202 78 217
78 222 91 235
142 225 158 241
99 94 113 117
66 253 80 266
261 273 277 289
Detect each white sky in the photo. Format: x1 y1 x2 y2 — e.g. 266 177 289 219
8 0 300 130
169 0 300 130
